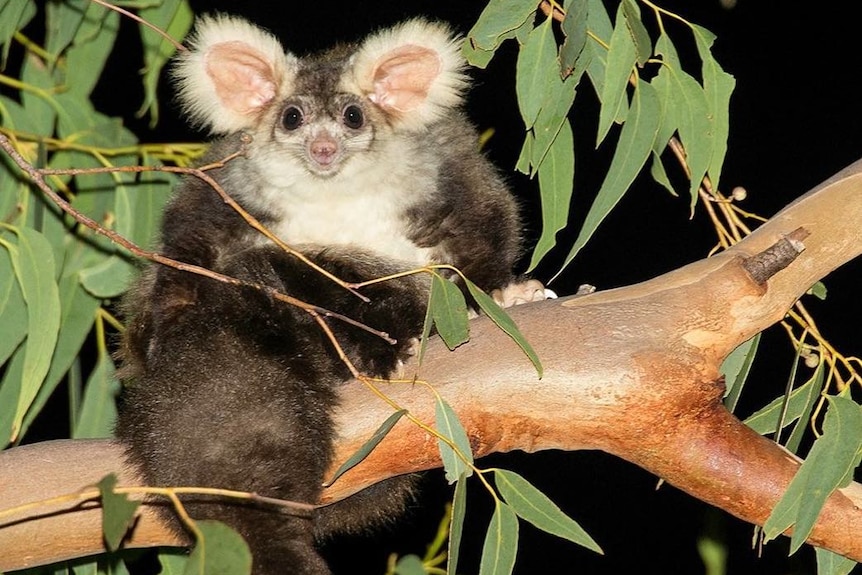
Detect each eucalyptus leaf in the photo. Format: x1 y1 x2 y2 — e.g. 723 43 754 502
560 78 660 272
159 552 190 574
495 469 602 553
394 554 425 575
515 15 557 129
1 227 61 443
325 409 407 486
655 34 712 209
138 0 193 125
808 281 828 300
530 74 577 172
649 152 676 196
622 0 651 66
186 520 252 575
478 502 519 575
515 131 534 175
815 547 857 575
650 56 678 154
743 363 820 436
65 3 118 98
0 344 26 446
582 0 614 96
0 0 36 64
430 273 470 350
691 24 735 193
763 396 862 553
45 0 87 58
97 474 141 552
560 0 588 77
721 334 760 413
448 474 468 575
596 3 636 145
435 395 474 483
785 364 825 454
528 120 574 271
20 273 100 439
466 0 536 52
464 278 542 377
21 50 59 136
0 246 27 366
74 352 119 439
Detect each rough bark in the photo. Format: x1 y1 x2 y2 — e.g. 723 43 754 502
3 159 862 570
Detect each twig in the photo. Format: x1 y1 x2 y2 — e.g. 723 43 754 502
89 0 188 53
0 133 393 344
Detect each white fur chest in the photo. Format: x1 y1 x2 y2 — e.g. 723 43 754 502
250 163 436 268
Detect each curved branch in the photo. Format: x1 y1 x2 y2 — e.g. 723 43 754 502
3 159 862 570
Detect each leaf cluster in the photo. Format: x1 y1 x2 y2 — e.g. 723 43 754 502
465 0 734 275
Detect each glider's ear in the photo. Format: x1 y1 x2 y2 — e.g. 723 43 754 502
173 15 298 134
347 19 467 131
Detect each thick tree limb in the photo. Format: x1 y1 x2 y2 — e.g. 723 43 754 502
3 159 862 570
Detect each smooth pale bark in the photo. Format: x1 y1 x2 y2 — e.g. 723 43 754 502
3 159 862 570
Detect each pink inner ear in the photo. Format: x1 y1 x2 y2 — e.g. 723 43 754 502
206 41 277 117
371 45 442 112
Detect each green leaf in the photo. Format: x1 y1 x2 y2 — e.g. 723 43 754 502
464 278 542 377
65 3 119 98
138 0 193 125
97 474 141 552
743 363 821 436
495 469 602 553
675 76 712 210
515 15 557 129
74 352 119 439
0 0 36 66
721 334 760 413
649 152 676 196
515 131 534 175
763 396 862 553
596 3 636 145
528 119 574 271
622 0 651 66
80 255 134 298
560 78 660 272
0 245 27 366
815 547 857 575
0 345 26 447
185 520 252 575
654 34 712 209
785 363 826 454
530 74 578 173
21 51 59 136
430 273 470 350
448 474 468 575
0 227 61 443
159 551 190 574
19 271 100 439
325 409 407 486
691 24 735 193
478 502 519 575
45 0 87 58
649 50 678 154
560 0 588 77
809 281 828 300
466 0 537 52
435 395 474 483
394 554 426 575
133 156 175 246
582 0 613 96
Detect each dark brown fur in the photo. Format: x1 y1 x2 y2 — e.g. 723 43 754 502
115 17 524 575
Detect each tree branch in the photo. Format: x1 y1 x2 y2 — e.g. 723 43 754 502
3 158 862 570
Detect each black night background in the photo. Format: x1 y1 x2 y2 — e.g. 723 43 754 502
17 1 862 573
